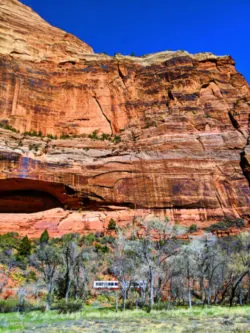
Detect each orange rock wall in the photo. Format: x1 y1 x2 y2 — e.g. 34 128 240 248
0 0 249 237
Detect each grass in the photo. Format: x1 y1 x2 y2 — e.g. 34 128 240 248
0 306 249 332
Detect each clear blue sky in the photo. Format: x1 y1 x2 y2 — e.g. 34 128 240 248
21 0 250 83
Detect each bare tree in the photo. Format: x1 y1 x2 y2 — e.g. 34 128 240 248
128 217 184 311
174 238 204 308
61 236 82 303
228 232 250 306
110 231 136 311
32 244 62 310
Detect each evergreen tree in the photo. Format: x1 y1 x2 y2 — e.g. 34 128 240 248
108 219 117 231
40 229 49 245
18 236 32 257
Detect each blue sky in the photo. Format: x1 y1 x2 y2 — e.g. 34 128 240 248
21 0 250 83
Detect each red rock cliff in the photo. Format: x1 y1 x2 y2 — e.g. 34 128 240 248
0 0 249 237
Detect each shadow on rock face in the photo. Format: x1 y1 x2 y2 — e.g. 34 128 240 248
0 178 78 213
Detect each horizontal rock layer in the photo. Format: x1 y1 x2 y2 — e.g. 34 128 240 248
0 0 249 236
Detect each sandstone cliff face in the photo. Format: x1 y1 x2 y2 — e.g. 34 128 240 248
0 0 249 237
0 0 93 62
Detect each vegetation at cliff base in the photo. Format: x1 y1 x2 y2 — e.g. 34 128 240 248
0 217 248 331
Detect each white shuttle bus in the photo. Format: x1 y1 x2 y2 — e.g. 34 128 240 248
93 281 119 289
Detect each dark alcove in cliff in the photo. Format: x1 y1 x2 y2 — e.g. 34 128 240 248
0 178 80 213
0 189 62 213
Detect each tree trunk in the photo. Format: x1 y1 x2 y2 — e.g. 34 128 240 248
239 283 243 306
200 277 205 305
149 270 155 311
207 286 211 306
115 290 119 312
46 283 53 311
140 286 146 306
122 289 127 311
247 271 250 304
65 280 72 303
187 262 192 309
188 286 192 309
230 272 248 307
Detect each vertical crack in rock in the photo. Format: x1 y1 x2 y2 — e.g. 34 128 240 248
197 136 205 151
227 103 249 187
228 110 245 137
240 149 250 186
93 96 113 135
117 64 127 89
239 114 250 186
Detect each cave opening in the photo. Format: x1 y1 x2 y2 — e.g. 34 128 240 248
0 178 79 214
0 189 62 213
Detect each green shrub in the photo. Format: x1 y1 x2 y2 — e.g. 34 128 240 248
0 298 38 313
107 219 117 231
56 300 82 314
205 218 245 232
88 130 121 144
113 135 121 144
17 236 32 257
24 130 42 137
88 130 99 140
25 270 37 282
47 134 58 139
28 144 40 152
0 121 18 133
153 301 169 310
94 243 109 254
101 133 111 141
80 233 96 246
60 133 71 139
0 299 18 313
99 236 115 245
0 232 19 250
39 229 49 245
189 224 198 233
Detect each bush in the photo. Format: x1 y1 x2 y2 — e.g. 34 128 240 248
28 144 40 152
88 130 121 144
113 135 121 144
24 130 42 137
94 243 109 254
101 133 111 141
99 236 115 245
25 270 37 282
205 218 245 232
40 229 49 245
107 219 117 231
47 134 58 139
60 133 70 139
17 236 32 257
0 121 18 133
153 301 169 310
0 233 19 250
0 299 18 313
88 130 99 140
80 233 96 245
56 300 82 314
189 224 198 233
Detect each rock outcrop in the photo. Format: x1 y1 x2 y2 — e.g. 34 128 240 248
0 0 249 237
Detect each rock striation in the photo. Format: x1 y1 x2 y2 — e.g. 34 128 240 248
0 0 249 237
